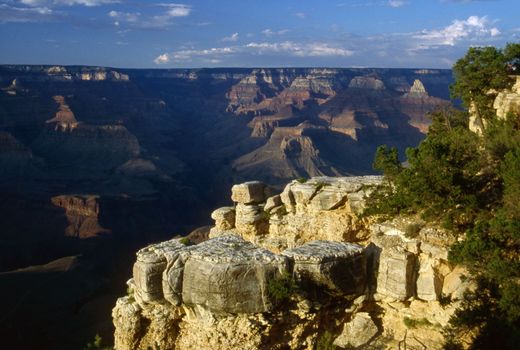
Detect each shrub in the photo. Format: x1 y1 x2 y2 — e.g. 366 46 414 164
84 334 113 350
404 222 422 238
316 331 336 350
296 177 308 183
267 271 296 304
179 237 191 246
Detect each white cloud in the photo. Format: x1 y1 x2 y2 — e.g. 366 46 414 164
388 0 406 7
154 53 170 64
246 41 354 57
160 3 191 17
154 40 354 65
106 3 191 29
262 28 289 37
0 3 57 22
20 0 120 6
490 27 500 36
222 32 239 42
295 12 306 19
108 10 140 23
413 15 500 47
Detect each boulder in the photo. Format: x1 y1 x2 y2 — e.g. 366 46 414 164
282 241 366 296
133 247 168 303
333 312 378 348
231 181 266 204
211 207 236 230
181 235 289 313
289 182 317 205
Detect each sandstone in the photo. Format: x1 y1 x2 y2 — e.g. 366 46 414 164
404 79 428 97
208 227 240 238
494 76 520 119
112 297 143 350
376 246 416 300
282 241 366 296
309 185 347 210
333 312 378 349
211 206 236 230
442 265 470 300
51 195 110 238
264 194 282 212
231 181 266 204
416 256 443 301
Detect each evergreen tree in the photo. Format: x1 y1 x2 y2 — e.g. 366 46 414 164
368 43 520 349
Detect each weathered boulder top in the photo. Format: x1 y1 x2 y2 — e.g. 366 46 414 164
140 235 366 266
135 234 284 264
186 234 285 264
136 238 186 263
282 241 364 262
288 176 382 191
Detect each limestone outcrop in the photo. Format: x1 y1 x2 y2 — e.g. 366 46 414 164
470 75 520 134
494 75 520 119
211 176 382 250
114 233 366 350
113 177 470 350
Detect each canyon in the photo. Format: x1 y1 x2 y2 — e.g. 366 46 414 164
0 65 452 349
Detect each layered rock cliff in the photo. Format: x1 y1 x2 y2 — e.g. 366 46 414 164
113 177 468 349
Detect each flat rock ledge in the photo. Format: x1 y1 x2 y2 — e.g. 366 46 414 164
132 235 367 314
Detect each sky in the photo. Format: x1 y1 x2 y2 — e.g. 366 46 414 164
0 0 519 69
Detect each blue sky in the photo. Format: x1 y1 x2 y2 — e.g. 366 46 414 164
0 0 519 68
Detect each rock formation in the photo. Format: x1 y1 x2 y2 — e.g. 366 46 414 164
404 79 428 97
470 75 520 134
46 95 79 128
51 195 110 238
113 176 469 350
494 75 520 119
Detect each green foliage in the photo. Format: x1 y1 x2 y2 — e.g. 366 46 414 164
296 177 308 183
179 237 191 246
504 42 520 72
267 271 297 305
316 331 336 350
451 43 520 124
404 222 422 239
366 108 487 231
451 46 509 119
373 145 402 181
365 44 520 348
84 334 113 350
